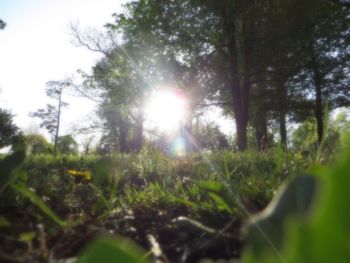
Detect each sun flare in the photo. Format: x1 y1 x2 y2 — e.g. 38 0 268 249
145 90 188 132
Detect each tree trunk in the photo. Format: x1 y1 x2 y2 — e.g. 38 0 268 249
278 82 288 148
241 0 254 150
314 76 323 144
255 124 268 151
255 108 268 151
279 110 287 148
309 43 324 144
133 110 144 153
53 90 62 155
253 81 269 151
222 1 250 151
315 87 324 143
119 119 129 153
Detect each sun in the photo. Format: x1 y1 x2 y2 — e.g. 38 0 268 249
145 90 188 132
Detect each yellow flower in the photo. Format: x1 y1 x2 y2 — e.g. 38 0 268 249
67 169 92 181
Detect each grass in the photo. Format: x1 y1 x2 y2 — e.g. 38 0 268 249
0 147 338 262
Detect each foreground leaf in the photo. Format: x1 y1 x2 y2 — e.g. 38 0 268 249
76 236 150 263
12 183 66 227
242 145 350 263
0 150 26 195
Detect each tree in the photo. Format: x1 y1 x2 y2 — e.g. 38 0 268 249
291 110 350 156
332 110 350 147
30 80 70 154
0 19 5 30
107 0 280 151
236 0 350 148
333 0 350 7
192 121 229 151
80 136 94 155
289 1 350 143
71 25 138 153
57 135 78 155
24 134 53 155
291 120 318 152
71 21 189 153
0 109 19 148
72 0 350 152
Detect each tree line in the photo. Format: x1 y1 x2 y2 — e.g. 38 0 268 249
68 0 349 152
1 0 350 154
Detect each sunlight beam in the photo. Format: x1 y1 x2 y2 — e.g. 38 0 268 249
145 89 188 132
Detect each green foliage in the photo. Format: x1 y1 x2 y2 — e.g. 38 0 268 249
0 108 19 148
0 216 10 227
0 149 26 195
24 133 53 155
291 111 350 161
3 0 350 260
292 120 318 151
91 157 114 185
12 183 66 227
30 105 60 141
192 122 229 151
0 19 5 29
243 175 318 258
331 110 350 147
76 236 150 263
1 145 349 262
30 80 71 154
24 154 98 170
242 145 350 263
57 135 78 155
19 231 36 242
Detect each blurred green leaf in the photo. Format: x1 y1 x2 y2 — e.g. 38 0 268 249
89 183 112 211
174 197 199 209
199 181 223 192
76 236 150 263
19 231 36 242
242 145 350 263
12 183 66 227
0 150 26 195
243 175 318 258
92 158 114 185
208 192 234 214
0 216 10 228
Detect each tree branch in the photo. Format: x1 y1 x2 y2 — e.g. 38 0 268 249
70 83 103 104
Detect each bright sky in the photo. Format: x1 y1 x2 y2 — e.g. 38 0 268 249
0 0 126 135
0 0 235 143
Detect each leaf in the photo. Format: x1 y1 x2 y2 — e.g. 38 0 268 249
242 145 350 263
92 158 114 185
0 150 26 195
208 192 233 214
75 236 150 263
199 181 223 192
0 216 11 228
11 183 66 227
172 216 216 235
89 183 112 211
174 197 199 209
243 175 318 258
19 231 36 242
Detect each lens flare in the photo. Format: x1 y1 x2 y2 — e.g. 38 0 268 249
145 90 188 132
170 137 187 157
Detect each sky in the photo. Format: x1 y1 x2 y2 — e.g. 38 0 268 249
0 0 126 134
0 0 235 143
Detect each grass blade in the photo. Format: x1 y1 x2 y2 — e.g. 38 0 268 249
12 183 66 227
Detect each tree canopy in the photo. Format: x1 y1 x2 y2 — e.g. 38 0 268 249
0 109 19 149
0 19 5 30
